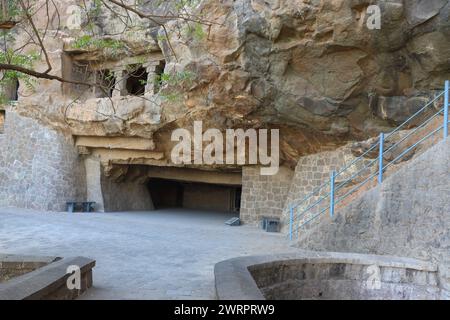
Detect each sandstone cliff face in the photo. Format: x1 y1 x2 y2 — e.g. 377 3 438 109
158 0 449 164
11 0 450 168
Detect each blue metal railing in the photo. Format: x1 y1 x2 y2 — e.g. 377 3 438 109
288 80 449 240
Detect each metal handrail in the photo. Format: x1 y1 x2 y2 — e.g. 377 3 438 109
294 190 330 221
384 91 444 139
383 124 444 172
383 108 443 155
289 180 330 210
288 81 449 239
335 141 379 178
335 171 378 207
283 179 330 224
289 132 381 212
294 205 328 232
335 157 378 191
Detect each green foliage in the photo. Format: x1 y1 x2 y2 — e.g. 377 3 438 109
72 35 125 54
0 49 38 80
152 0 201 13
161 92 182 102
156 34 167 43
0 49 38 103
0 0 20 21
75 0 102 33
104 71 115 82
89 0 102 18
125 63 143 74
184 22 206 41
157 70 194 87
174 0 201 11
156 70 195 101
79 0 102 22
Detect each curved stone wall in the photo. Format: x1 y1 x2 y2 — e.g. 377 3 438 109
215 252 450 300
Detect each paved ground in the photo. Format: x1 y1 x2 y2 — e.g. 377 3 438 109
0 207 295 299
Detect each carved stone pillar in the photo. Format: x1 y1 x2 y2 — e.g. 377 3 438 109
112 69 127 97
84 157 105 212
143 61 161 95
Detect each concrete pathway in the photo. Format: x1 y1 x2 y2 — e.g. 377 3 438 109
0 207 295 299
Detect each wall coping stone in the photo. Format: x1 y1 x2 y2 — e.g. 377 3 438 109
214 250 438 300
0 254 59 264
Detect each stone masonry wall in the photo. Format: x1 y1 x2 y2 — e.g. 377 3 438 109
240 166 294 225
282 145 374 231
0 108 86 211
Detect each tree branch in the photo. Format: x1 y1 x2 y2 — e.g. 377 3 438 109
18 0 52 74
0 63 92 86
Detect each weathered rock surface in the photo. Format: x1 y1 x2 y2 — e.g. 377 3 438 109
9 0 450 168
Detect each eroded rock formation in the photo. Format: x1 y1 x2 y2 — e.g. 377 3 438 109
8 0 450 172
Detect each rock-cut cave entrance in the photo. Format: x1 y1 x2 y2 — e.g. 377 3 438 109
97 165 243 215
148 178 242 213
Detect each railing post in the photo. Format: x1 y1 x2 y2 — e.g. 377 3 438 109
444 80 449 140
378 132 384 184
330 171 335 218
289 205 293 241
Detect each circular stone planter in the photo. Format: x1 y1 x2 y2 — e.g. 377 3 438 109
214 251 450 300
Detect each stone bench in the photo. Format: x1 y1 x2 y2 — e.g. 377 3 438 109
0 254 95 300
